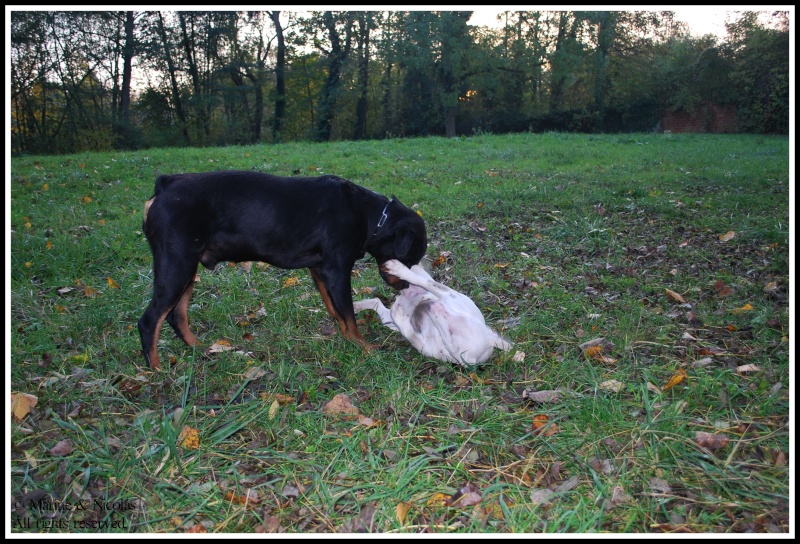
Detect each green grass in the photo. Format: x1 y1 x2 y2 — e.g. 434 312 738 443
9 132 790 534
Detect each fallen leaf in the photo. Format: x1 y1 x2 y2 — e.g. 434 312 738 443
736 364 761 374
178 426 200 450
50 439 74 456
610 485 631 507
243 366 267 380
357 415 386 429
107 277 119 289
598 380 624 392
396 501 412 525
225 489 261 507
554 475 579 492
11 392 38 420
578 337 609 350
83 286 99 298
322 394 359 417
426 492 451 507
208 339 234 353
282 276 299 288
259 515 283 533
729 303 754 314
268 399 280 420
694 431 729 451
583 343 617 364
185 524 207 533
449 482 483 507
763 281 778 293
512 351 526 363
662 369 688 391
718 231 736 242
665 288 686 303
647 382 662 395
529 488 556 505
532 414 558 436
691 357 714 368
648 478 672 495
522 389 563 403
713 280 733 297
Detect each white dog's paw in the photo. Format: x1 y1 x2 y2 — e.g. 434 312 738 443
382 259 408 277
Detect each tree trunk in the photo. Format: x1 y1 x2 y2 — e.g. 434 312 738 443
354 13 371 140
119 11 134 124
178 12 209 138
316 11 350 141
270 11 286 141
157 12 190 143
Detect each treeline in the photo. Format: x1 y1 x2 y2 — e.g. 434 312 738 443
10 10 790 155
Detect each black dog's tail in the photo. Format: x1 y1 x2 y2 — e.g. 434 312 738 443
144 174 179 228
153 174 180 197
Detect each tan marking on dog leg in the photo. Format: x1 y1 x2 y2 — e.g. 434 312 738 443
309 269 339 319
148 311 168 371
172 281 199 346
309 269 367 345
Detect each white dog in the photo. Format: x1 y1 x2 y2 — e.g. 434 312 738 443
354 259 512 367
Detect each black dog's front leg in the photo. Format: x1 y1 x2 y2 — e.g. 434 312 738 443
309 265 366 345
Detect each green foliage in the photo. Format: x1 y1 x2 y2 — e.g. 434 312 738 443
9 10 790 156
724 15 790 133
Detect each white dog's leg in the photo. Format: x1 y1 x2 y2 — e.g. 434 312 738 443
492 333 514 352
353 298 399 331
384 260 454 299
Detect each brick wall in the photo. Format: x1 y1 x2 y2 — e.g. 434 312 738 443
660 103 739 133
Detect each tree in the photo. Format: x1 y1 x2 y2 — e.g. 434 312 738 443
310 11 353 141
270 11 286 140
155 12 190 143
724 12 789 133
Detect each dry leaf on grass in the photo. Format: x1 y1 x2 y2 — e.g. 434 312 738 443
665 288 686 303
178 426 200 450
532 414 559 436
207 339 234 353
395 501 412 525
730 303 754 314
11 392 38 420
694 431 729 450
530 488 556 505
50 439 74 456
662 368 688 391
718 230 736 242
736 364 761 374
599 380 625 392
322 394 359 417
522 389 563 403
449 482 483 507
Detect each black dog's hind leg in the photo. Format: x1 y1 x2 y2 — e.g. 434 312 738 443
138 255 200 370
165 263 200 347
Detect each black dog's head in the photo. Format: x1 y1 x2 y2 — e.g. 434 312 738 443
367 197 427 290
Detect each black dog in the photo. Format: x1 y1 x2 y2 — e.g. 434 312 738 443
138 170 427 370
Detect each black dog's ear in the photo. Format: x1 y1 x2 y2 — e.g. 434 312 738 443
394 228 415 259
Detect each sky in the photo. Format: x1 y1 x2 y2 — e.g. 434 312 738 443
465 6 792 38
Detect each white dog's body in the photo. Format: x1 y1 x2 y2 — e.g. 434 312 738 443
354 260 512 367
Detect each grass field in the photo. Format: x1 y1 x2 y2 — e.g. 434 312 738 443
8 132 791 534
